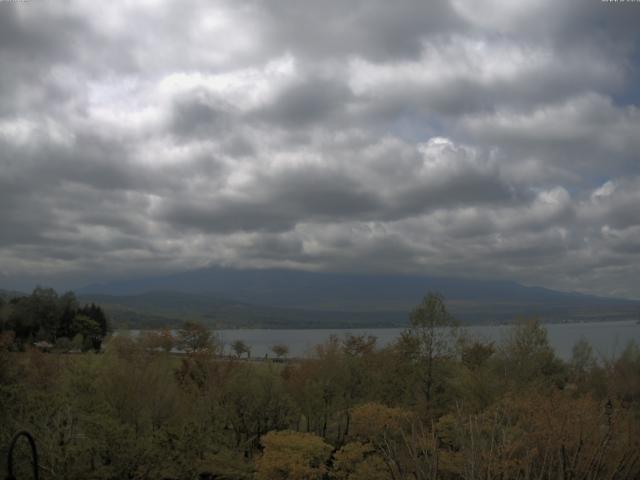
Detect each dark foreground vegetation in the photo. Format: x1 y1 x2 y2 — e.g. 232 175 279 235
0 287 110 352
1 293 639 479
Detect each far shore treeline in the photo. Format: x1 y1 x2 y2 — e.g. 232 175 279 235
1 289 639 479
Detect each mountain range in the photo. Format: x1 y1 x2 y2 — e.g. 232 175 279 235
76 267 640 329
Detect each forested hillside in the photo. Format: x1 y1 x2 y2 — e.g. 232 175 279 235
1 294 639 479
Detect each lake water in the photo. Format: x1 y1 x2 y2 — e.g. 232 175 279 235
215 320 640 360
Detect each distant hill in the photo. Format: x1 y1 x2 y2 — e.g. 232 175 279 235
78 267 640 328
78 291 406 329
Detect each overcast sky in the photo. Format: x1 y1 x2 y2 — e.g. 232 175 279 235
1 0 639 298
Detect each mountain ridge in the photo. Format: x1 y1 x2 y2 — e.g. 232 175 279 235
79 266 636 306
76 267 640 328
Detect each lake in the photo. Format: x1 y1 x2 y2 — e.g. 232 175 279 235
215 320 640 360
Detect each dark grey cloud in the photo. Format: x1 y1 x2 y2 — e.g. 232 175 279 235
157 165 380 233
171 100 230 139
255 76 353 127
259 0 463 62
1 0 640 298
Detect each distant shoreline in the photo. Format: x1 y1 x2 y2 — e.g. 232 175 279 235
114 316 640 331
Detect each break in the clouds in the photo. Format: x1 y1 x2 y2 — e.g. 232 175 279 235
1 0 639 298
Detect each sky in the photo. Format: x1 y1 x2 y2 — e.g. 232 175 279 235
0 0 639 298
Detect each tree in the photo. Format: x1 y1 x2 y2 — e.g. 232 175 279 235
449 336 500 412
256 430 332 480
1 288 110 351
610 340 640 405
271 343 289 360
177 320 218 354
0 331 18 384
72 314 102 352
569 337 596 384
78 302 110 337
231 339 251 359
29 286 60 341
348 403 421 479
405 292 458 403
140 329 175 353
71 333 84 351
342 334 377 357
158 328 175 353
7 296 39 346
459 337 495 370
0 296 6 333
222 366 294 450
498 319 565 388
57 291 79 339
332 441 388 480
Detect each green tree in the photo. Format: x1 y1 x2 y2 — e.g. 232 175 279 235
498 319 565 388
7 296 39 347
231 339 251 359
54 336 72 352
459 337 495 370
177 320 218 354
569 337 596 384
271 343 289 359
72 314 102 351
291 335 349 439
405 292 458 403
79 302 110 337
0 296 7 332
71 333 84 351
222 364 294 449
29 286 60 341
57 291 79 339
0 331 18 384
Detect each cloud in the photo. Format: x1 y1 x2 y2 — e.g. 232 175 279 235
255 76 353 127
0 0 639 298
460 94 640 155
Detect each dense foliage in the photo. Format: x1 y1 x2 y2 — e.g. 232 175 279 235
0 287 110 352
1 293 639 479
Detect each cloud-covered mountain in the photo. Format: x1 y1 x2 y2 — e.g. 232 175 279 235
79 268 640 327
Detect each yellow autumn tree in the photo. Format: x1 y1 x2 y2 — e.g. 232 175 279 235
256 430 333 480
349 402 411 442
331 441 390 480
348 402 447 480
